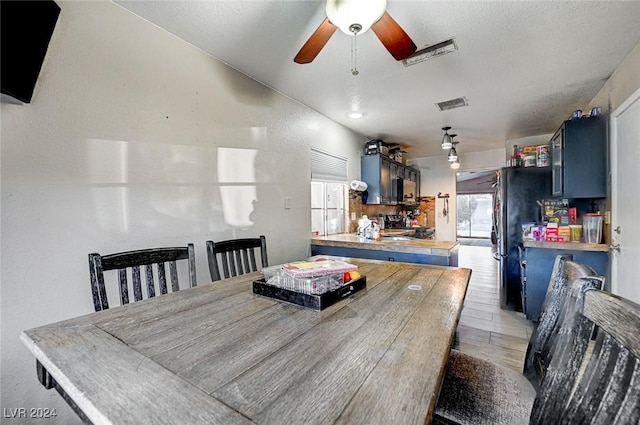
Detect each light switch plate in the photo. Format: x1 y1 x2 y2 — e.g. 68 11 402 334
284 197 291 209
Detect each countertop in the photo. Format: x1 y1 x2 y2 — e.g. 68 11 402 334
523 240 609 252
22 257 471 425
311 233 459 256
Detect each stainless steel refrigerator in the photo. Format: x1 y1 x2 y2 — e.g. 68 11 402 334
496 167 551 310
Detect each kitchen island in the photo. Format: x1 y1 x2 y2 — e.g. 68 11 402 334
22 257 471 425
311 233 459 266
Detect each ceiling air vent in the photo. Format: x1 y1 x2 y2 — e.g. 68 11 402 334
402 38 458 67
435 97 469 111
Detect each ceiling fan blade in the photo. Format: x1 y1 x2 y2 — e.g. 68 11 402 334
371 12 417 61
294 18 338 64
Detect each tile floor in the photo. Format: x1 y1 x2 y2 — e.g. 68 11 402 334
454 244 535 372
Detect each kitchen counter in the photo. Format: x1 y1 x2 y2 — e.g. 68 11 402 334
523 240 608 252
311 234 459 266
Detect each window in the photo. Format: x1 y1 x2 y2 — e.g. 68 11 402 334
457 193 493 238
311 148 349 236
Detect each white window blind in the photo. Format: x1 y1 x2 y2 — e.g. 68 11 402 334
311 148 347 182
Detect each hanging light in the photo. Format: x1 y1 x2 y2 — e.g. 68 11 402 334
450 158 460 169
448 141 459 162
441 127 453 149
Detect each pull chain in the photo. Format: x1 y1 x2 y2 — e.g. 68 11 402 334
349 24 362 76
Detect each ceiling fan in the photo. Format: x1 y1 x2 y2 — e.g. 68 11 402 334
294 0 417 64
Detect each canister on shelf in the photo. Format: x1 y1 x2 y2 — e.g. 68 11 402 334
536 144 550 167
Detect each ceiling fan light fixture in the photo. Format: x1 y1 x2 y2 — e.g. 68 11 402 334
326 0 386 35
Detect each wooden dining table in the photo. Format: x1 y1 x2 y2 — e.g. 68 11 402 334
22 257 471 425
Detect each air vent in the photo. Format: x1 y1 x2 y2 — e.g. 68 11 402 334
402 38 458 67
435 97 469 111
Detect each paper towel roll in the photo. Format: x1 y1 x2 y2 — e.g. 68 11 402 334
350 180 368 192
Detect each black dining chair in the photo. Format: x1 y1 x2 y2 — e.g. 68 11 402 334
529 284 640 424
206 235 268 281
434 258 603 425
88 244 197 312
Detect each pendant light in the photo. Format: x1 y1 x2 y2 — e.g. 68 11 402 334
450 158 460 169
447 141 459 162
441 127 453 149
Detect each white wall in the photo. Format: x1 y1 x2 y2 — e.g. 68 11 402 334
0 2 364 423
410 147 506 240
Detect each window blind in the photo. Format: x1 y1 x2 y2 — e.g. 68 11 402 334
311 148 348 182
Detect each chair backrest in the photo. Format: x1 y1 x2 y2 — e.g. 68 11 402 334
89 244 197 312
530 280 640 424
206 236 268 281
524 256 603 390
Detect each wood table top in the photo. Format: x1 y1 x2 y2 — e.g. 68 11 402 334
22 257 471 425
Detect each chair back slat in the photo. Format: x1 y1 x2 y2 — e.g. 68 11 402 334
221 252 232 279
234 250 244 276
531 281 640 425
247 249 257 273
157 262 168 295
207 236 268 282
118 269 130 305
88 244 197 311
169 261 179 292
132 266 143 302
145 264 155 298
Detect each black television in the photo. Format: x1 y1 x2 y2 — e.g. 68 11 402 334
1 0 61 104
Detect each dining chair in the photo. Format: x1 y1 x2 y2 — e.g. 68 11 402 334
434 259 603 425
206 235 268 281
529 284 640 424
88 244 197 312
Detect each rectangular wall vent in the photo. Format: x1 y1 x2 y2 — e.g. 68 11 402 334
402 38 458 67
435 97 469 111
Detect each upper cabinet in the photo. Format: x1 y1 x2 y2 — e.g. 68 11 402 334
550 116 607 198
361 154 420 205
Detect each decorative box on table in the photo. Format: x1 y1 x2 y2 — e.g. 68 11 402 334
253 257 366 310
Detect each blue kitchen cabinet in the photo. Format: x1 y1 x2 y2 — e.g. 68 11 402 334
522 246 608 321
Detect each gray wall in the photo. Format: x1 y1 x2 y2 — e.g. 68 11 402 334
0 2 364 423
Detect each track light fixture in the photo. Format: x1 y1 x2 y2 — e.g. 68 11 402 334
441 126 453 149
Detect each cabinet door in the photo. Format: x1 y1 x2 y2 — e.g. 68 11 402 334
380 157 392 204
388 160 399 204
551 127 564 196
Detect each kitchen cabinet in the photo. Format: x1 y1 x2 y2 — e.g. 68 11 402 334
361 154 420 205
550 116 607 198
521 244 608 321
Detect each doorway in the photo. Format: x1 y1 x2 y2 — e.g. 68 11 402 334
457 193 494 239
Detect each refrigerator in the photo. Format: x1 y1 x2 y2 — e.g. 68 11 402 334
495 167 551 311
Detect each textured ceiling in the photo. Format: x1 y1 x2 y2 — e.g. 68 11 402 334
115 0 640 159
